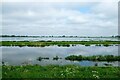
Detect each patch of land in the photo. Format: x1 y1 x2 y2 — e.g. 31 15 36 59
65 55 120 61
0 41 120 47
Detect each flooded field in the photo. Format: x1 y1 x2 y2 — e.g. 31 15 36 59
1 37 119 41
2 45 119 66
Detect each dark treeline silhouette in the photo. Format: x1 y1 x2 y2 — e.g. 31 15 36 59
1 35 39 37
0 35 120 38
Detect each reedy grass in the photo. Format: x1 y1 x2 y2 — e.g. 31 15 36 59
2 65 120 78
0 41 120 47
65 55 120 61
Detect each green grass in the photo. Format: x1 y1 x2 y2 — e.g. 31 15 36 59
0 41 120 47
2 65 120 79
65 55 120 61
37 57 49 61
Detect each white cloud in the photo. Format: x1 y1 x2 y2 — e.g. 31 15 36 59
2 2 118 36
2 0 119 2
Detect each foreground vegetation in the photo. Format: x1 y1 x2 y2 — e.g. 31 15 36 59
65 55 120 61
2 65 120 79
0 41 120 47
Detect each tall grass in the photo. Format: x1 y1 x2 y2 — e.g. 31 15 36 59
2 65 120 78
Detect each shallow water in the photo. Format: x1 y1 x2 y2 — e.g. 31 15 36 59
1 37 119 41
1 45 119 66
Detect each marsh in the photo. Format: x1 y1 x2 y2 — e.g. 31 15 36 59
2 45 119 66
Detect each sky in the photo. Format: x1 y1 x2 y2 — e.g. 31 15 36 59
1 0 119 36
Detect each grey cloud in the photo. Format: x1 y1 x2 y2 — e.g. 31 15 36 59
2 2 118 36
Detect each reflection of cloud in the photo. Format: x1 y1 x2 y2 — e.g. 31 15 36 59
2 1 118 36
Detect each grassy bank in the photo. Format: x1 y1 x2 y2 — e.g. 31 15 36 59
2 65 120 78
65 55 120 61
0 41 120 47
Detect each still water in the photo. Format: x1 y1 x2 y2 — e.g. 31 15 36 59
1 37 119 41
2 45 119 66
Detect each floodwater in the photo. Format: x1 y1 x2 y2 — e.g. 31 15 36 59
1 45 119 66
1 37 119 41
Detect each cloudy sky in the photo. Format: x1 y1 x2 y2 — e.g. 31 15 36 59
2 0 118 36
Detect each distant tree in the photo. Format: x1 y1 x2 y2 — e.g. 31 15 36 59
62 35 65 37
11 35 15 37
112 36 114 37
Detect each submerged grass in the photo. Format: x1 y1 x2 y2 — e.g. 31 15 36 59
0 41 120 47
2 65 120 78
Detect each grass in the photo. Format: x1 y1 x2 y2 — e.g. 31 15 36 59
65 55 120 61
53 56 62 60
0 41 120 47
36 56 62 61
2 65 120 79
37 57 49 61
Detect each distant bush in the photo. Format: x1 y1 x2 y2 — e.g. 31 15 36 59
103 44 110 47
85 44 90 46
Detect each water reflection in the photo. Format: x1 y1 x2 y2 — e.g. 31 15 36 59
1 45 119 66
1 37 119 41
